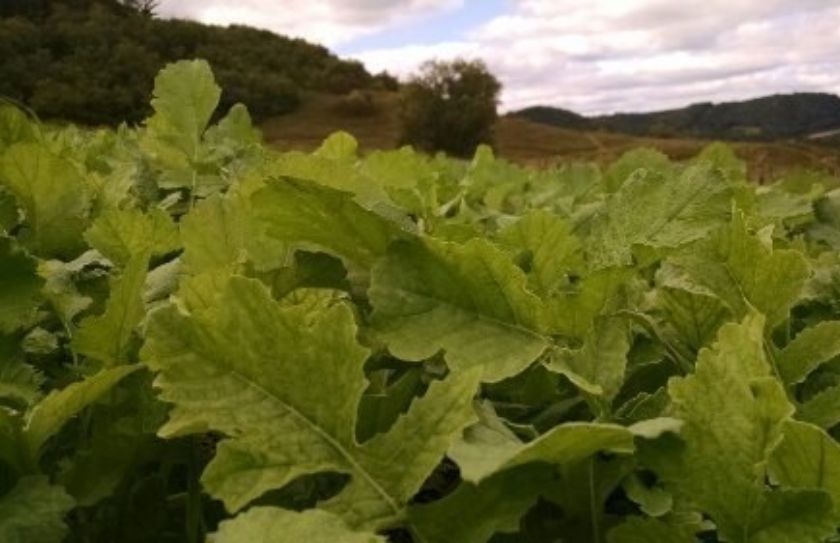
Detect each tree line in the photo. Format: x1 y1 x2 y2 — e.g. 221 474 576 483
1 0 503 157
0 0 395 125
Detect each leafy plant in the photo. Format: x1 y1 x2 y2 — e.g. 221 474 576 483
1 60 840 542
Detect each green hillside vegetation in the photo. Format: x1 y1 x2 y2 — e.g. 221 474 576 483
4 60 840 542
0 0 387 125
515 93 840 141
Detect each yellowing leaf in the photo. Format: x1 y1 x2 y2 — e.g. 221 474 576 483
142 277 480 529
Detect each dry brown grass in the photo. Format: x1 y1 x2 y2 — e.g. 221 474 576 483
261 91 840 180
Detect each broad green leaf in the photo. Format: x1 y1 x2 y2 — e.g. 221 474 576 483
0 142 90 258
667 211 809 328
180 192 249 273
204 103 261 150
0 476 74 543
142 278 480 529
212 507 384 543
144 59 220 164
653 268 733 358
409 464 553 543
545 266 631 339
799 384 840 429
604 148 672 192
37 250 102 325
0 105 38 149
696 141 747 182
777 321 840 385
450 419 638 484
370 238 548 382
72 253 149 365
0 237 43 333
0 356 43 409
746 490 835 543
251 177 408 271
622 473 673 517
24 365 140 464
547 315 629 409
607 516 700 543
357 367 424 443
497 210 583 297
84 207 179 267
642 313 836 542
770 420 840 511
316 131 358 159
588 164 731 267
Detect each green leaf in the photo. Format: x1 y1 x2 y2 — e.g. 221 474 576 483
607 516 700 543
316 131 358 160
370 238 548 382
180 192 249 273
770 420 840 512
72 253 149 365
653 268 733 358
0 476 74 543
24 365 140 464
144 59 220 164
251 178 408 271
667 211 809 328
588 164 731 267
142 278 480 529
0 105 38 149
409 464 553 543
696 141 747 182
545 266 631 339
0 355 44 409
450 418 637 484
547 315 629 408
777 321 840 385
604 148 672 192
497 210 583 297
0 237 43 333
798 384 840 429
642 313 836 542
356 367 424 443
84 207 179 267
622 473 673 517
211 507 384 543
0 142 90 258
746 490 835 543
37 250 101 326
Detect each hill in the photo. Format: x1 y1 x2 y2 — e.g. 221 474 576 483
512 93 840 141
262 91 840 182
0 0 389 125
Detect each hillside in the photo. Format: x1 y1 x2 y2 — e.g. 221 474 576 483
513 93 840 141
0 0 385 125
262 91 840 182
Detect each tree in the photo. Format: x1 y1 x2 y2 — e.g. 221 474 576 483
120 0 159 16
399 59 501 157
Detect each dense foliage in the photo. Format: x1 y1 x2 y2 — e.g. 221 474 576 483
3 60 840 542
0 0 375 125
399 59 501 157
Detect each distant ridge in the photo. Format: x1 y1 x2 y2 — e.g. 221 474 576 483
511 93 840 141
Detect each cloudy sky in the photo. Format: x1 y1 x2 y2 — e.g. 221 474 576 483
156 0 840 115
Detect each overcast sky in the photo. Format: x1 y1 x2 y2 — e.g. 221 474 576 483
156 0 840 115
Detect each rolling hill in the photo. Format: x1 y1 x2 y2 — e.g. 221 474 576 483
513 93 840 141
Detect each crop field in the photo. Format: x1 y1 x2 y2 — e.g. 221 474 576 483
3 60 840 542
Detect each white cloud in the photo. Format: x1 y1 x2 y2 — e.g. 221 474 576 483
352 0 840 114
156 0 461 46
156 0 840 114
